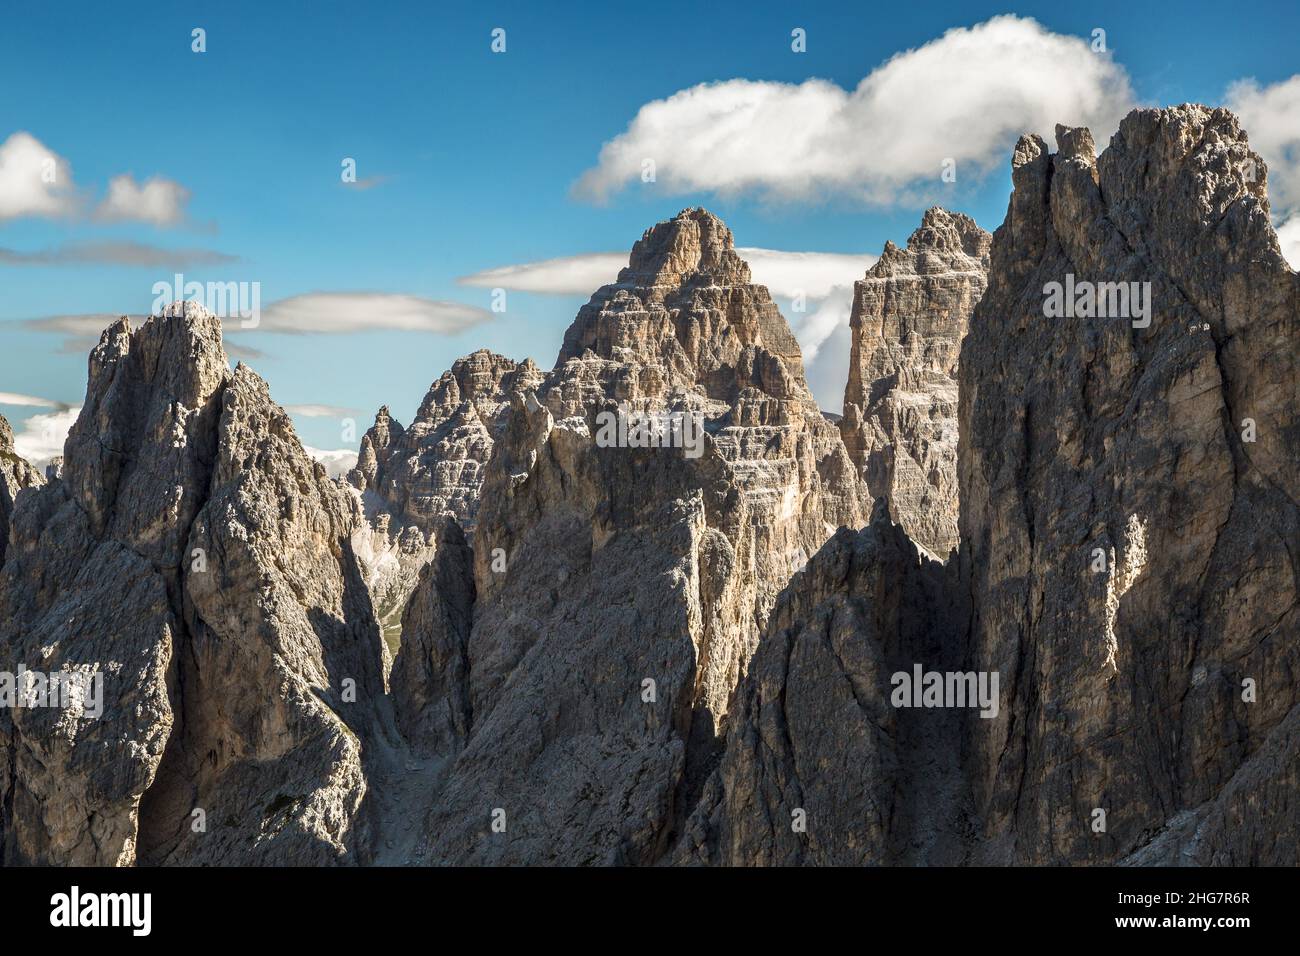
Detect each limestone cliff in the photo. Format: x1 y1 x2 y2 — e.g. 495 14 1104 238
840 207 989 558
0 304 388 866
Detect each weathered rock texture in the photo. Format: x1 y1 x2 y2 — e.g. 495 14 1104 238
393 208 866 864
670 105 1298 868
349 352 543 651
546 207 865 616
6 105 1297 868
0 304 387 866
841 208 989 559
959 107 1299 865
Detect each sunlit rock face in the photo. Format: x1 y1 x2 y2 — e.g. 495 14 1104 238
841 207 990 559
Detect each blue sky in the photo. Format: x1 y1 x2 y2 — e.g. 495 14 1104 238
3 0 1299 466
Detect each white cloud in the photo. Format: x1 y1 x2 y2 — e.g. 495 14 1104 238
574 15 1135 204
0 132 77 222
12 407 79 469
253 293 492 335
791 284 856 362
803 319 853 415
459 253 629 294
284 404 356 418
95 174 191 227
459 247 874 300
303 446 358 479
1275 217 1300 271
1225 74 1300 269
0 392 70 409
736 249 874 300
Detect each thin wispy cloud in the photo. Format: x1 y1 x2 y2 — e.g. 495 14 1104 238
458 248 875 300
284 403 357 418
0 241 235 268
574 15 1135 205
0 391 72 410
342 175 392 191
255 292 493 335
459 253 629 295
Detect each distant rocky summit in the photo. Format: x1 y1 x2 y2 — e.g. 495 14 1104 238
0 414 44 572
0 105 1295 868
348 352 543 651
841 207 989 558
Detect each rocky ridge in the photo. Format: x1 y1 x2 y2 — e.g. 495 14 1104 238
1 104 1295 868
348 352 542 653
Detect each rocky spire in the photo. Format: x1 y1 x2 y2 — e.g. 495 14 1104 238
0 412 44 571
841 207 990 558
556 207 807 397
0 304 387 865
685 104 1300 867
959 105 1299 864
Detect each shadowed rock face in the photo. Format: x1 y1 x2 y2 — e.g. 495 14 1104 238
0 304 387 866
676 499 966 866
841 207 990 559
960 106 1299 865
678 104 1298 867
391 208 866 864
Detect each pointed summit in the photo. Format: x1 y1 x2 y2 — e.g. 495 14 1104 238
556 207 804 396
841 206 990 558
623 207 749 286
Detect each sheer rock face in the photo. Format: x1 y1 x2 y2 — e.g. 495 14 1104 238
348 351 543 650
676 500 966 866
841 208 989 559
393 208 865 864
0 414 44 571
960 107 1299 864
674 105 1298 868
0 305 387 866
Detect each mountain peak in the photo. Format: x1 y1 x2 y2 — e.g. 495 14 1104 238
623 206 748 286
